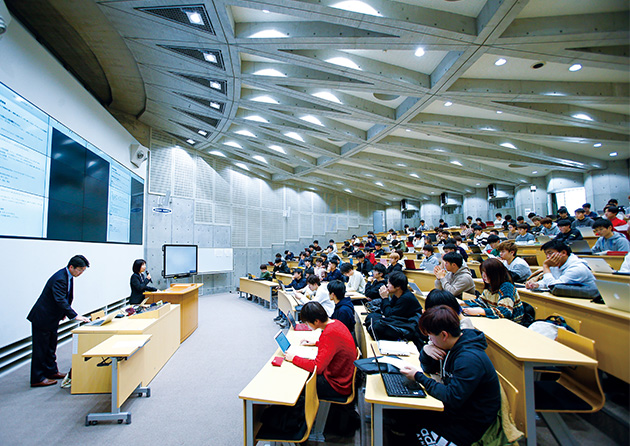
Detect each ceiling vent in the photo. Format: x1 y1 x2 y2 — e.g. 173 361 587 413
136 5 215 34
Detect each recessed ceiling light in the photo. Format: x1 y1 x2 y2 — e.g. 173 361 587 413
476 183 480 186
254 68 286 77
244 115 268 123
494 58 507 66
300 115 324 126
262 9 270 13
410 173 419 178
269 145 286 154
235 162 249 171
532 171 538 174
335 181 344 185
186 139 196 145
496 111 503 114
210 81 222 90
209 150 225 157
500 142 517 149
573 113 593 121
364 173 374 177
396 163 406 167
520 179 527 183
444 101 453 107
331 1 382 16
198 130 208 136
344 188 353 193
184 10 204 25
252 155 267 164
308 186 316 190
375 182 384 187
235 130 256 137
593 143 602 147
405 129 411 132
210 101 221 110
325 57 361 70
285 132 304 142
414 47 425 57
250 29 287 38
203 52 217 63
312 91 342 104
569 63 582 72
223 141 242 148
251 95 278 104
450 160 462 166
610 152 618 157
430 191 435 194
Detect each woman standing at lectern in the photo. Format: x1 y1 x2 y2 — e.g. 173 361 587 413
129 259 157 304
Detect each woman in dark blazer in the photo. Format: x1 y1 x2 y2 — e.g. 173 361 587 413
129 259 157 304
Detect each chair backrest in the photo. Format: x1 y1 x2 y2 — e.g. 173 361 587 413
276 290 294 316
496 370 518 420
550 313 582 334
302 367 320 439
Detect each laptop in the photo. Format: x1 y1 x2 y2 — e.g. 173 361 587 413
578 227 596 237
596 280 630 312
568 240 592 254
537 235 551 243
87 311 118 326
274 330 317 359
408 281 424 297
428 233 437 243
404 259 419 270
370 346 426 398
469 245 482 254
584 258 616 274
287 312 312 331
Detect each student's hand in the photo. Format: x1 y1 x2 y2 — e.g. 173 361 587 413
378 285 389 299
543 252 563 268
433 265 446 279
462 307 485 316
525 280 539 290
75 315 90 323
284 352 295 362
300 340 316 346
423 344 447 361
399 365 419 380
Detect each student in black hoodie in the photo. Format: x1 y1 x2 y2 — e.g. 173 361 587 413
394 305 500 446
377 271 422 319
328 280 355 336
364 263 387 301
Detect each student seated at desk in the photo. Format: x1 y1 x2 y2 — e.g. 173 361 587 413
364 263 388 301
572 208 594 228
273 257 291 274
385 252 403 276
325 258 344 282
498 240 531 283
530 216 543 235
313 257 326 281
294 275 334 316
540 217 560 237
554 219 583 243
373 241 385 258
592 218 630 253
514 224 535 243
433 252 476 298
256 263 272 281
525 240 597 290
506 222 518 240
302 258 315 278
425 289 474 330
354 251 373 277
419 245 441 270
461 259 524 323
328 280 355 336
285 301 356 400
377 271 423 319
288 268 307 290
340 262 366 293
486 234 501 257
393 306 500 446
472 225 489 247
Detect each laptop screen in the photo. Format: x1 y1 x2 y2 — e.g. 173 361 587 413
274 330 291 353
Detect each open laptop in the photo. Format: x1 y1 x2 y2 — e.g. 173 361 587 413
568 240 592 254
428 233 437 243
86 311 118 326
596 280 630 312
287 312 312 331
578 227 596 238
407 281 425 297
537 235 551 243
404 259 419 270
274 330 317 359
370 345 425 398
469 245 482 254
584 258 616 274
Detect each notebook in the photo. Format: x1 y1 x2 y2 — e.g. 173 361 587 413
584 258 615 274
274 330 317 359
371 346 425 398
287 312 312 331
596 280 630 312
568 240 592 254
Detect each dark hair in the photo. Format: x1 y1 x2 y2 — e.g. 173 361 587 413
517 223 529 230
472 224 482 232
69 255 90 269
388 271 408 290
481 258 513 293
497 240 518 254
516 216 524 221
476 218 483 222
373 263 387 275
315 257 323 264
442 252 463 267
528 212 536 218
487 234 500 244
132 259 146 274
439 219 444 223
575 208 585 214
541 239 572 255
292 268 303 277
306 275 321 286
556 219 572 227
299 301 328 324
592 218 612 230
490 229 499 235
339 263 354 274
423 244 435 253
505 214 512 220
532 216 542 223
327 280 346 300
508 222 517 229
375 241 382 247
495 213 502 217
356 251 365 259
329 239 335 243
467 216 473 220
558 208 569 214
259 263 269 270
274 258 283 264
541 217 553 225
443 243 457 252
582 203 591 209
313 240 319 244
608 199 618 205
425 289 461 314
420 220 425 223
418 305 461 337
606 206 620 214
275 253 282 258
460 223 469 228
329 258 339 266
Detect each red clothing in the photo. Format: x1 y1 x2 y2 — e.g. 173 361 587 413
292 320 356 395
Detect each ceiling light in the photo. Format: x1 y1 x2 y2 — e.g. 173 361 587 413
269 145 286 154
197 130 208 136
262 9 270 13
235 130 256 137
569 63 582 72
364 173 374 177
476 183 480 186
500 142 517 149
494 58 507 66
405 129 411 132
465 189 472 193
532 171 538 174
450 160 462 166
209 150 225 157
244 115 268 123
593 143 602 147
252 155 268 164
312 92 342 104
610 152 618 157
203 52 217 63
331 1 382 16
326 57 361 70
344 188 353 193
396 163 406 167
235 162 249 171
251 95 278 104
573 113 593 121
250 29 287 38
430 192 435 194
285 132 304 142
496 111 503 114
308 186 316 190
414 47 425 57
520 179 527 183
335 181 344 185
184 10 204 25
410 173 419 178
210 81 222 90
186 139 196 145
300 115 324 126
254 68 286 77
375 182 384 187
223 141 242 148
444 101 453 107
210 102 221 109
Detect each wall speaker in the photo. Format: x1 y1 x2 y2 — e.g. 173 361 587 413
440 193 448 205
401 199 407 211
130 144 149 168
488 184 496 198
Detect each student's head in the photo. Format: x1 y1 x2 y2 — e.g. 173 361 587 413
472 224 483 234
541 239 572 263
557 219 572 233
605 206 619 219
532 216 542 226
420 220 425 225
387 271 408 295
275 253 282 259
425 289 461 315
274 258 283 265
343 241 350 247
418 305 461 349
284 250 290 255
373 262 387 279
259 263 269 271
304 258 312 266
497 240 518 261
528 212 537 219
329 239 335 245
328 258 339 270
375 241 382 248
313 240 319 246
467 216 474 223
439 219 445 223
582 203 592 212
507 222 517 232
442 252 463 272
505 214 513 221
315 257 323 266
132 259 147 274
481 258 513 292
292 268 303 279
487 234 501 248
495 213 502 219
608 199 618 206
558 208 569 217
541 217 553 228
423 245 435 256
592 218 614 237
339 262 355 276
475 218 484 224
460 223 469 229
404 224 409 229
490 229 499 235
388 252 401 264
443 243 457 254
299 301 329 326
327 280 346 302
68 255 90 276
516 223 529 235
453 235 463 245
574 208 586 219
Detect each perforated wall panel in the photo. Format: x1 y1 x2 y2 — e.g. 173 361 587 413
214 203 232 225
232 169 248 206
148 146 172 195
326 215 337 233
338 215 348 230
195 201 213 224
263 210 284 244
214 159 231 203
172 147 194 198
248 208 262 248
287 213 299 240
195 156 214 201
299 191 313 213
232 206 247 247
249 178 261 208
300 213 312 237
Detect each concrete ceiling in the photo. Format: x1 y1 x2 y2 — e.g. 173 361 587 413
7 0 629 205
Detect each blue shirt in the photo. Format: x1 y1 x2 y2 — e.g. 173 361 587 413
592 233 630 253
515 233 535 243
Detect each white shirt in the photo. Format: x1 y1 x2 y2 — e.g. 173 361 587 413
538 254 597 289
346 272 366 293
300 285 334 316
503 257 532 282
620 253 630 273
494 218 504 227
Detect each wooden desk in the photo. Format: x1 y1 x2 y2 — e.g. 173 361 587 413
275 272 293 285
71 303 180 394
83 334 151 425
287 260 299 269
238 277 277 309
518 288 630 383
579 254 625 270
404 270 436 291
594 271 630 283
471 318 597 445
144 283 200 342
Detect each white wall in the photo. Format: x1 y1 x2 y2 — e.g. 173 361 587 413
584 161 630 213
0 12 145 347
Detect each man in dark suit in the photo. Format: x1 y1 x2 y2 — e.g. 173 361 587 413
27 255 91 387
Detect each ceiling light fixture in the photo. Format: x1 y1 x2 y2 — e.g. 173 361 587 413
269 145 286 154
532 171 538 174
325 57 361 70
476 183 481 186
244 115 268 123
198 130 208 136
500 142 517 149
593 143 602 147
364 173 374 177
300 115 324 126
262 9 270 13
444 101 453 107
184 10 204 25
331 1 382 16
186 139 196 145
610 152 618 157
209 150 225 157
210 101 221 109
573 113 593 121
235 162 249 171
344 188 353 193
235 130 256 137
335 181 344 185
569 63 582 72
375 182 384 187
252 155 268 164
223 141 242 148
254 68 286 77
496 111 503 114
494 58 507 66
285 132 304 142
251 95 278 104
450 160 462 166
414 47 425 57
210 81 222 90
308 186 317 191
312 91 342 104
410 173 419 178
396 163 406 167
203 52 217 63
250 29 287 38
405 129 411 132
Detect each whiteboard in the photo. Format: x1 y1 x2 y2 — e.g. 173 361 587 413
198 248 233 273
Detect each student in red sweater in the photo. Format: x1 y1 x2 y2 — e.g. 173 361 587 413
284 301 356 399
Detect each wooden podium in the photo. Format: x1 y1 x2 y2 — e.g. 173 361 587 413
144 283 201 342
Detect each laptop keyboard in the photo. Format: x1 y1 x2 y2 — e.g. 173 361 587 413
382 373 426 397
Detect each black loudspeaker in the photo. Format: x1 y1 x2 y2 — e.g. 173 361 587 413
488 184 496 198
401 199 407 211
440 193 448 205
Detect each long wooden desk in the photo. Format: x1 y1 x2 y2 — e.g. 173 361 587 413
579 254 625 270
275 272 293 285
71 303 180 394
594 271 630 283
471 318 597 445
238 277 278 309
144 283 200 342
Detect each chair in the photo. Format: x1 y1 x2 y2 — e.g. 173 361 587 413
255 368 320 445
309 348 361 442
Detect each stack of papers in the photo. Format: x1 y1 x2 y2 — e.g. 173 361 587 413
377 340 414 356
